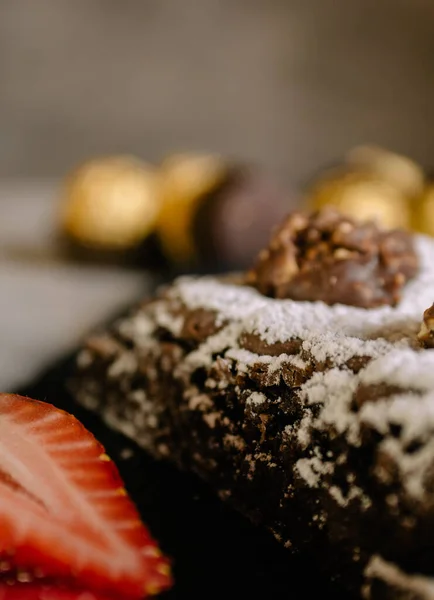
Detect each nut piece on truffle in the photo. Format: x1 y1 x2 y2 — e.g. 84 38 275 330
246 207 419 308
418 304 434 348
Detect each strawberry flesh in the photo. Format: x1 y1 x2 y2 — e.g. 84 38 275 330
0 394 171 598
0 582 111 599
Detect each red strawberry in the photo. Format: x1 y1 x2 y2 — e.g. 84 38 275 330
0 394 171 598
0 582 110 600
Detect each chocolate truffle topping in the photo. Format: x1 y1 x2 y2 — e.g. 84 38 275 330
247 207 419 308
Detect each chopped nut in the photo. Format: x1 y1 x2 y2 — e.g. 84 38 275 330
246 207 419 308
418 303 434 348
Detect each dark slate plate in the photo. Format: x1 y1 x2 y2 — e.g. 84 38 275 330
18 355 351 600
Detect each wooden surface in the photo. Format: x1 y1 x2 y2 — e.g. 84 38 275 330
0 181 152 390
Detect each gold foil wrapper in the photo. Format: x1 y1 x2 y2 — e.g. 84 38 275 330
61 156 159 250
308 170 411 230
346 145 425 198
156 153 226 263
414 184 434 237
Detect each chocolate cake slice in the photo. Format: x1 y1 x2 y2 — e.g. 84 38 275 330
71 209 434 599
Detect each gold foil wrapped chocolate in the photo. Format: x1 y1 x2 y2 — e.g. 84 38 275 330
413 184 434 237
157 156 293 270
156 152 226 263
308 169 411 230
346 145 424 199
61 156 159 250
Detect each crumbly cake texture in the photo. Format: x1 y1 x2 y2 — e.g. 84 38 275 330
73 234 434 600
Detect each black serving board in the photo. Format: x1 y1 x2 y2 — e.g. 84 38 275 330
17 354 352 600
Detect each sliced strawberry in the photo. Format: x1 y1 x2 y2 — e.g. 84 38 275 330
0 582 110 599
0 394 171 598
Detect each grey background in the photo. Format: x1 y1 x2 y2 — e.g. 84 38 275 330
1 0 434 185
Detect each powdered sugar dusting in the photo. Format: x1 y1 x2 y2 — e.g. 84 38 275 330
161 234 434 504
295 457 321 488
167 237 434 391
364 555 434 599
163 237 434 395
118 313 156 343
246 392 267 407
360 392 434 443
172 235 434 348
301 369 359 436
301 334 393 366
360 349 434 391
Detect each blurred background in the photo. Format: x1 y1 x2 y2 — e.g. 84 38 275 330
1 0 434 181
2 0 434 388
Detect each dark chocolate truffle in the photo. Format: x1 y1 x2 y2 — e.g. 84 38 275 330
192 166 296 271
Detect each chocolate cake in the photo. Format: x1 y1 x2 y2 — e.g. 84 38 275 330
71 209 434 599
